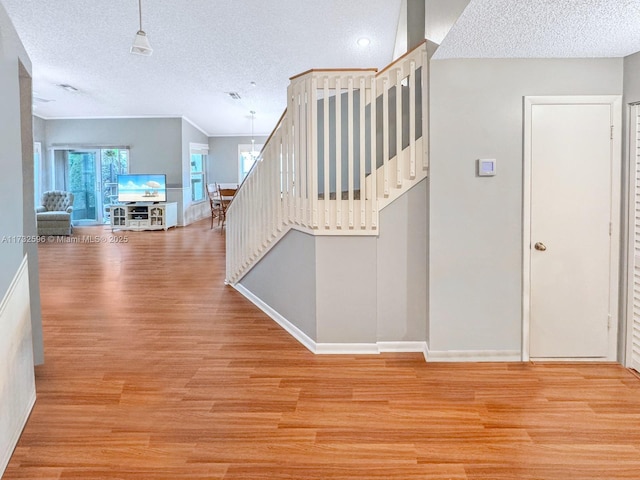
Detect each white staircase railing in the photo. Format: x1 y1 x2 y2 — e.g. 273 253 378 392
226 42 428 284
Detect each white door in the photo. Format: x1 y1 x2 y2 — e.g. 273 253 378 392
628 104 640 371
524 97 620 360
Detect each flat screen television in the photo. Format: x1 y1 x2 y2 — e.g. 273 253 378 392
117 174 167 203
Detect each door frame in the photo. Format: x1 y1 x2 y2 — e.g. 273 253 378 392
626 103 640 368
67 149 102 225
522 95 622 361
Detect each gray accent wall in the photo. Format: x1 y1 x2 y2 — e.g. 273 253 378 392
0 15 27 299
238 181 427 346
44 117 191 224
429 58 623 353
44 118 183 185
239 229 317 340
316 236 378 343
208 135 268 185
0 4 38 473
0 4 43 364
377 178 427 342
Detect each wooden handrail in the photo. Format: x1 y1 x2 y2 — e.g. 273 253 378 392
290 68 377 81
377 40 427 76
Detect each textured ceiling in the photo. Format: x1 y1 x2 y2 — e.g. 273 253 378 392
1 0 402 136
435 0 640 59
6 0 640 135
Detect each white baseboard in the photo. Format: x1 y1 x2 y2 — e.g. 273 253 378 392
377 341 429 353
426 349 521 362
233 283 317 354
315 343 379 354
233 284 431 356
233 284 521 363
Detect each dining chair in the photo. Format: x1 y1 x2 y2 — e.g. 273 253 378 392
206 183 221 229
217 184 237 232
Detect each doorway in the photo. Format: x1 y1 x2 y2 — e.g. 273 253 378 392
53 148 129 225
67 149 99 224
523 96 621 361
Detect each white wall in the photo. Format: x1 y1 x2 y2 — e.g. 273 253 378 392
429 57 624 354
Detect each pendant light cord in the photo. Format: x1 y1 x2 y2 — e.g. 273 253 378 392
138 0 143 31
250 111 256 154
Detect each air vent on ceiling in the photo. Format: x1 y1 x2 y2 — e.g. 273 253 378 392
228 92 241 100
33 96 54 103
57 84 79 92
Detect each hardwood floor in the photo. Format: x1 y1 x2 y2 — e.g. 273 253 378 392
4 219 640 479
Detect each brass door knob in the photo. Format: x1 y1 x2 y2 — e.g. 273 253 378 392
534 242 547 251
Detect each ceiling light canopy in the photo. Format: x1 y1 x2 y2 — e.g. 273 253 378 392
130 0 152 56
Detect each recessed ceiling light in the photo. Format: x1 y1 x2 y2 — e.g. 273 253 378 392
250 81 256 87
357 38 371 47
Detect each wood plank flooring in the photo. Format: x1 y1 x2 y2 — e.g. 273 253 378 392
4 219 640 479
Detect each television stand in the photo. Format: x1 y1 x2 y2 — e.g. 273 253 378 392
110 202 178 232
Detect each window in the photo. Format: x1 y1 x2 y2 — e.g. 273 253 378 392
238 143 263 183
190 143 208 202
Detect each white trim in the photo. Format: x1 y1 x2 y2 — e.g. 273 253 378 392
314 342 428 355
627 104 640 368
33 141 42 206
522 95 622 362
182 117 209 136
0 256 29 316
315 343 379 354
377 341 428 353
0 256 36 477
529 357 610 362
189 142 209 153
1 391 35 477
232 283 317 353
210 133 271 138
426 349 521 362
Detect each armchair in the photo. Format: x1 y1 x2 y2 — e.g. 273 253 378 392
36 191 74 236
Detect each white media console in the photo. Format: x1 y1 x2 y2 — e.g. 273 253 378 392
110 202 178 232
